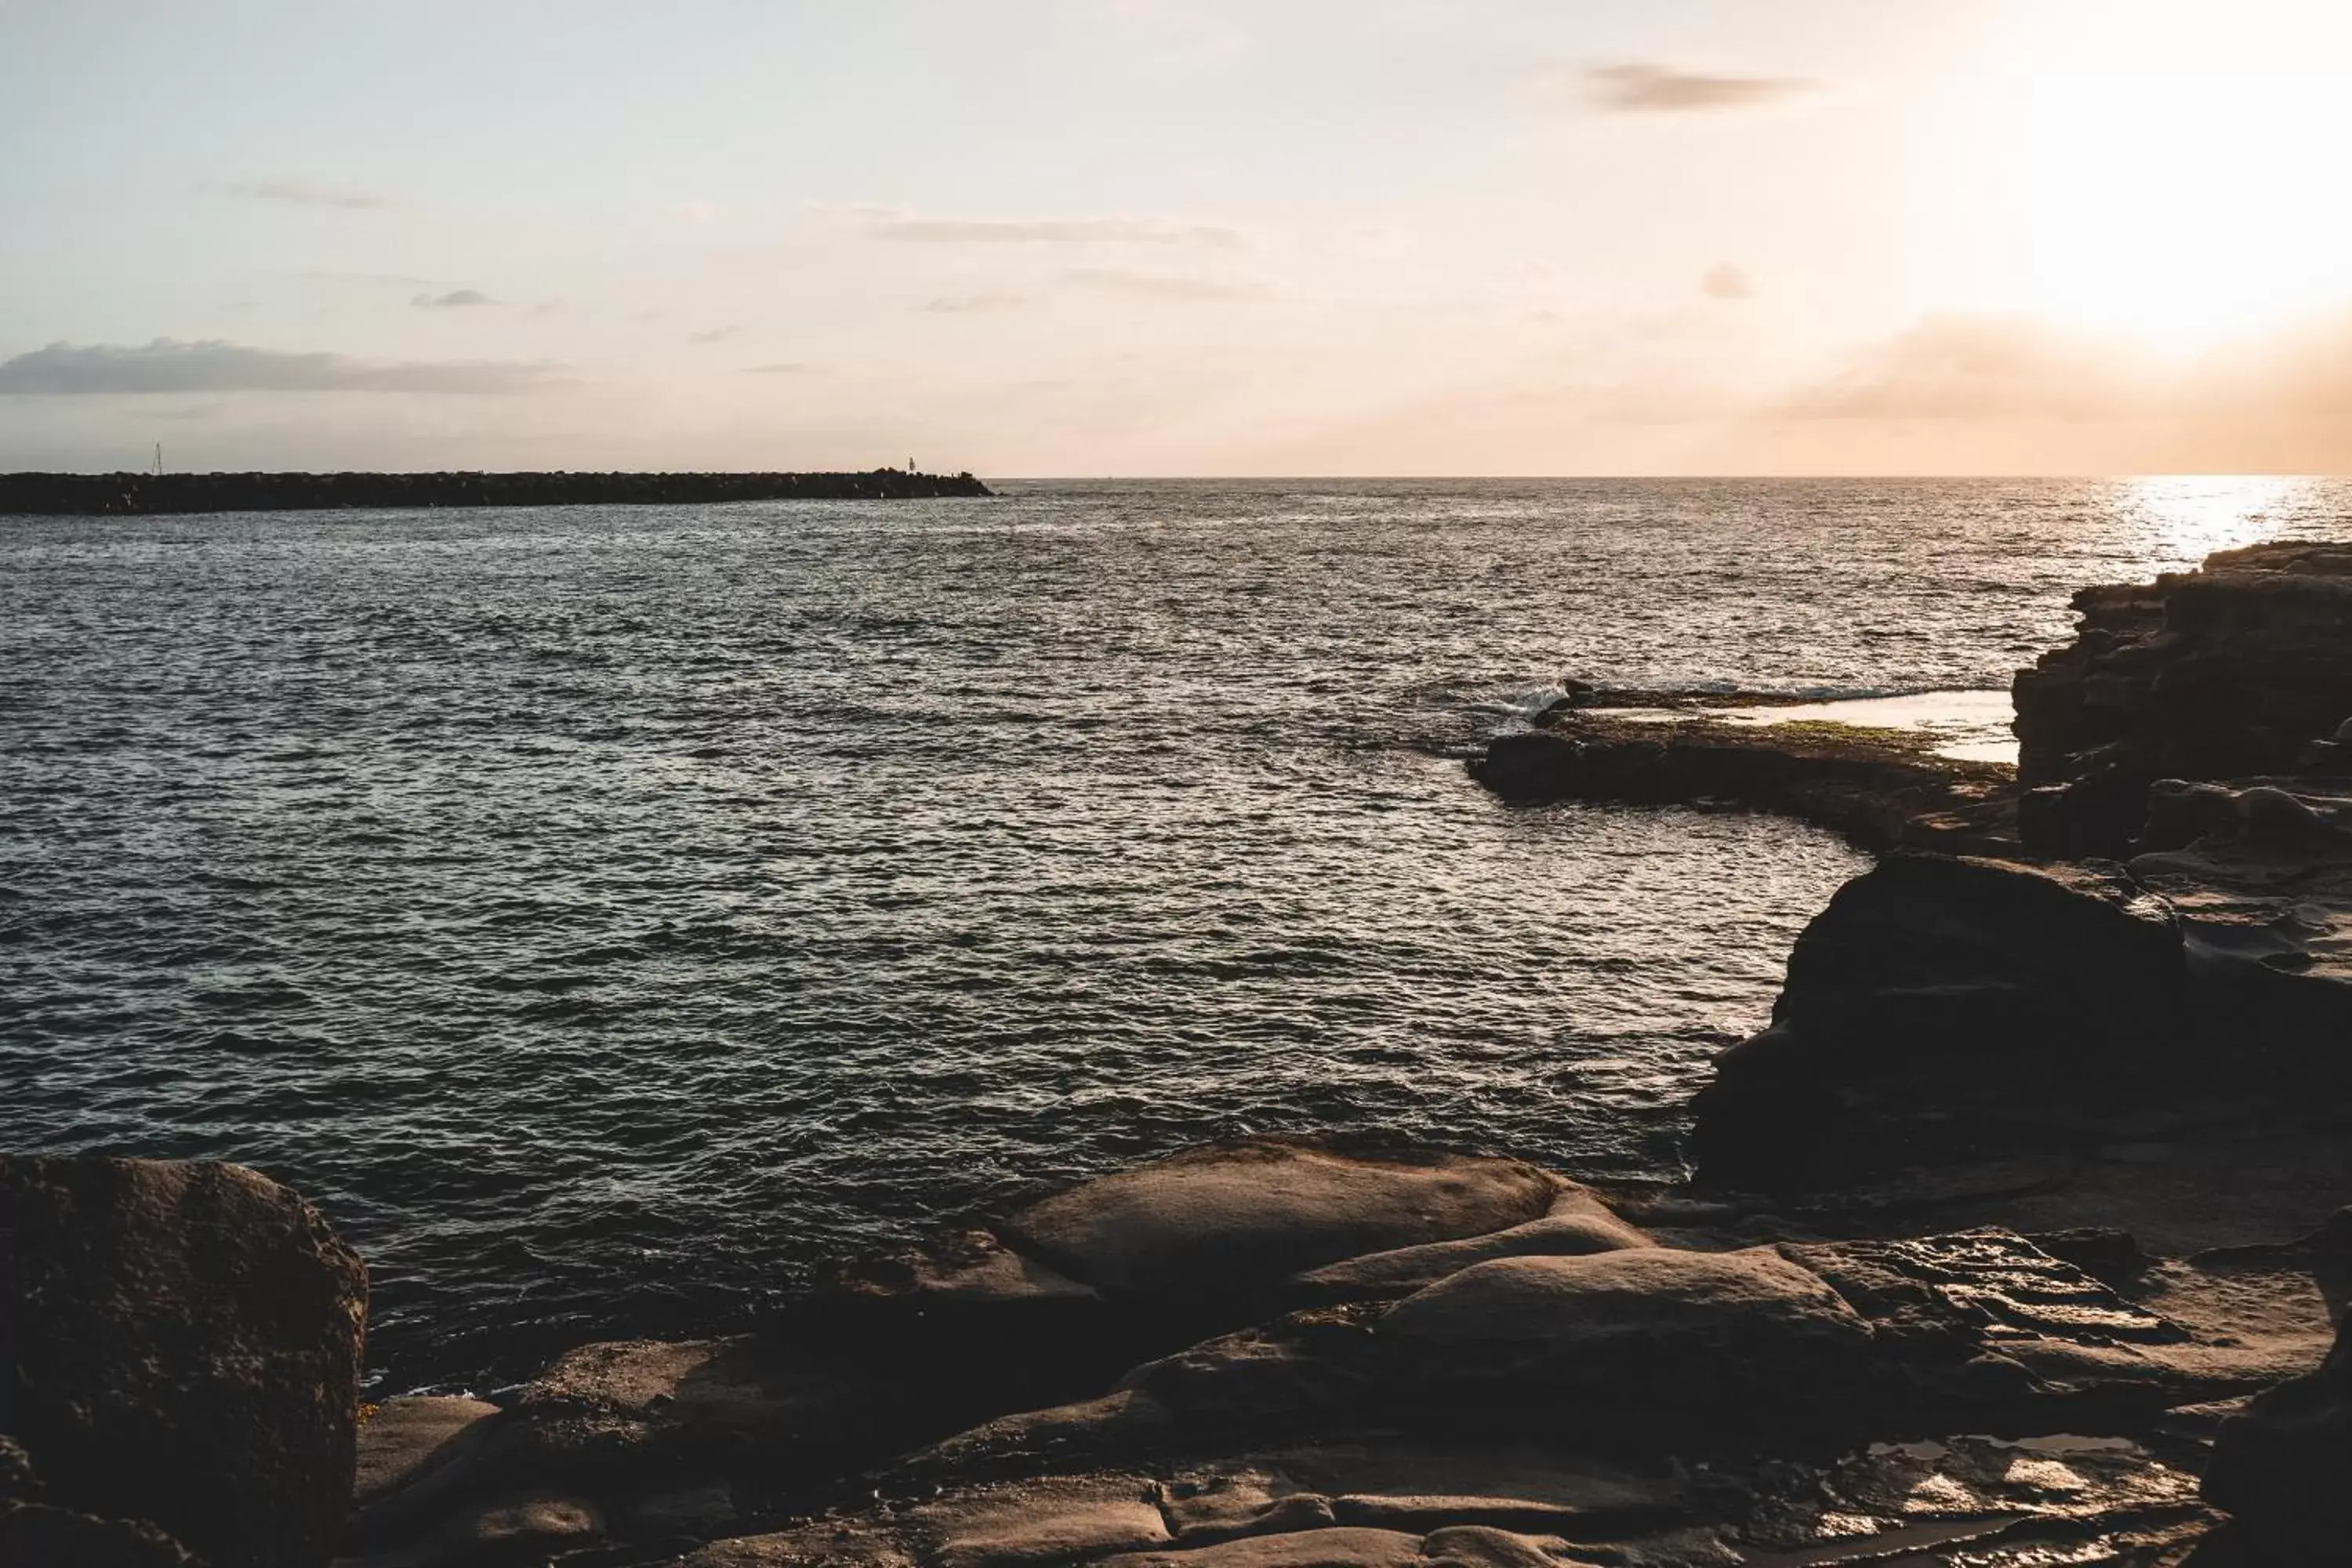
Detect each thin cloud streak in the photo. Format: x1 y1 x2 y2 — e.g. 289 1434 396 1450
0 339 558 395
224 177 394 209
1585 64 1814 114
920 292 1028 314
412 289 496 309
870 212 1243 248
1061 267 1264 301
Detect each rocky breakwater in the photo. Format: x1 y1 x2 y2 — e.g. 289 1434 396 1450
2013 539 2352 858
1468 697 2019 855
0 469 993 517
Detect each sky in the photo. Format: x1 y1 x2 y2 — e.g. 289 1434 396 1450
2 0 2349 476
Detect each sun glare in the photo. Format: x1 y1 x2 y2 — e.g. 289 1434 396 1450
2008 0 2352 351
2123 474 2309 563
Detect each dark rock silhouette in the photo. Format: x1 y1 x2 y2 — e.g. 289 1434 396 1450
0 468 992 516
0 1157 366 1568
2014 539 2352 857
1688 852 2187 1191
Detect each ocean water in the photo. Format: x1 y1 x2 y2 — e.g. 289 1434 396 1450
5 475 2348 1392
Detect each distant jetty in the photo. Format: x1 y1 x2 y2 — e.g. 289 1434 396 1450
0 468 993 516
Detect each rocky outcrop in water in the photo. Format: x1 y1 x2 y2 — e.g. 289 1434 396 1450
1469 709 2017 854
2013 539 2352 857
0 1156 367 1568
0 469 993 517
1688 851 2190 1192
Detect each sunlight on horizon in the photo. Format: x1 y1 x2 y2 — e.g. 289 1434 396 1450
2122 474 2312 562
2010 0 2352 352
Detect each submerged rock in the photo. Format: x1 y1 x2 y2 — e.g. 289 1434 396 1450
0 1156 366 1568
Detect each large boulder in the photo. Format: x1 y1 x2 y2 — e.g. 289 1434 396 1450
0 1156 367 1568
2014 540 2352 857
1689 852 2186 1190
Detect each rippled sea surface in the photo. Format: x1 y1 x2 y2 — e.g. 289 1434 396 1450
6 476 2349 1390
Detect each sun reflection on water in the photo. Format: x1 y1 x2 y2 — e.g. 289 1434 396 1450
2122 474 2312 566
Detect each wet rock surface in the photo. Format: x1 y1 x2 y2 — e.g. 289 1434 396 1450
0 1156 366 1568
1470 709 2016 854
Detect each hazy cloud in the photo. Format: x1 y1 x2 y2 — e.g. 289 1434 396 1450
1729 312 2352 473
920 292 1027 314
0 339 558 395
688 325 743 344
225 177 394 209
412 289 496 309
1586 64 1813 114
1701 263 1755 300
745 362 820 375
1784 316 2156 421
869 212 1243 248
1062 267 1263 301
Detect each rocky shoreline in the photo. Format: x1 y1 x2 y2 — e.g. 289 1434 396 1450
0 470 993 517
9 541 2352 1566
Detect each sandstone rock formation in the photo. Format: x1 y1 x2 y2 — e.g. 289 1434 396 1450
2015 539 2352 857
996 1142 1562 1318
331 1136 2326 1566
0 1156 367 1568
